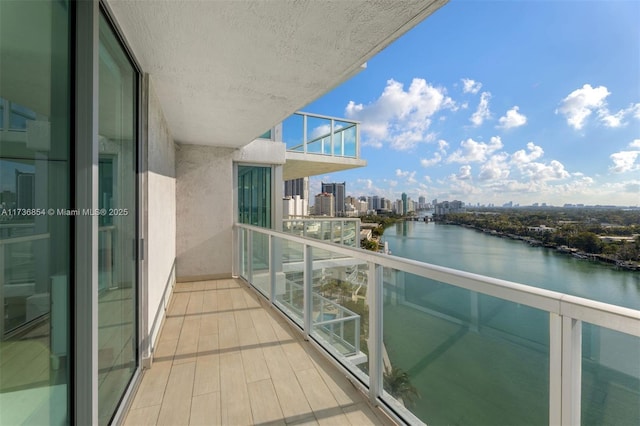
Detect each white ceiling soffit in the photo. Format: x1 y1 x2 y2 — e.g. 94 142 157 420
106 0 448 148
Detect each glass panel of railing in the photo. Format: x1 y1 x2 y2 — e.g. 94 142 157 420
282 114 304 152
250 231 270 297
334 121 357 157
382 267 549 425
282 220 303 238
310 247 369 375
306 116 331 155
343 221 358 247
273 236 305 327
581 323 640 425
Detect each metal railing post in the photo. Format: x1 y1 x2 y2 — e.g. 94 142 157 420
355 316 361 354
303 114 307 154
561 317 582 426
549 313 562 425
330 119 335 156
303 244 313 340
247 230 253 283
368 262 384 405
269 235 275 304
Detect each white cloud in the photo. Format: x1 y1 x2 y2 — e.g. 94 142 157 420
470 92 491 126
420 152 442 167
511 142 544 164
345 78 455 151
610 151 640 173
447 136 503 163
556 84 610 130
395 168 417 183
437 139 449 153
462 78 482 94
457 165 472 180
519 160 570 181
609 139 640 173
599 103 640 128
357 178 374 191
497 106 527 129
479 153 510 181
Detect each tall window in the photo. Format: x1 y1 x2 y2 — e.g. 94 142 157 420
238 165 272 228
0 1 71 424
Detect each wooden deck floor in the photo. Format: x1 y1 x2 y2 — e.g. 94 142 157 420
124 279 393 426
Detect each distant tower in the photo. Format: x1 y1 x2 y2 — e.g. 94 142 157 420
314 193 335 216
418 196 426 209
321 182 346 216
401 193 407 215
284 177 308 200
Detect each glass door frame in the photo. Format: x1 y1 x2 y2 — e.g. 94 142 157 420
74 1 145 424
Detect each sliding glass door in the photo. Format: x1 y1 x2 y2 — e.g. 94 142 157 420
98 11 138 425
0 1 71 424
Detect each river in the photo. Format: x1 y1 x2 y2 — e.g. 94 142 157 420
384 220 640 310
378 220 640 425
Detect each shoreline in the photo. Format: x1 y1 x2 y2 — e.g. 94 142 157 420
438 221 640 271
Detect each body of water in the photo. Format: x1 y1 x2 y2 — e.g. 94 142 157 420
384 220 640 310
378 221 640 425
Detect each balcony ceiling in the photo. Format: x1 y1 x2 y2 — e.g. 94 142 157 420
106 0 448 148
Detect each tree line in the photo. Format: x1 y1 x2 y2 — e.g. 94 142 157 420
438 208 639 260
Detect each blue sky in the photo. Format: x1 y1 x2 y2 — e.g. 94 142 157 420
302 0 640 207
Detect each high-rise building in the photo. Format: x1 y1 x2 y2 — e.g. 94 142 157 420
371 195 381 210
284 177 309 200
401 192 408 215
321 182 346 216
314 192 335 216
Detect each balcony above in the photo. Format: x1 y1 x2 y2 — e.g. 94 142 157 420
281 112 367 180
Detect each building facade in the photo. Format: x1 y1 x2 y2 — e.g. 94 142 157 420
313 192 335 216
321 181 346 216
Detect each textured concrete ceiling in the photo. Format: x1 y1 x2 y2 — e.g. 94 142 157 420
106 0 448 148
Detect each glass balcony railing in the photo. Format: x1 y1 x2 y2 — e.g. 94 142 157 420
234 223 640 426
282 218 360 247
282 112 360 158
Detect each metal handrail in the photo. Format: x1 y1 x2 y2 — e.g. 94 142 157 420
237 222 640 333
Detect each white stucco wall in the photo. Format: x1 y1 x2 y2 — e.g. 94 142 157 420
176 144 234 280
147 81 176 350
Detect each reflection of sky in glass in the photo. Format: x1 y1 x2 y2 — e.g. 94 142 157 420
10 101 36 130
282 113 358 155
0 160 34 192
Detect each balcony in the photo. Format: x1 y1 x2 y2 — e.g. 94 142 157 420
283 218 361 248
281 112 366 180
234 223 640 425
124 279 393 425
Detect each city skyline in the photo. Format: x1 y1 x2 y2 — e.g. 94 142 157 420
300 0 639 207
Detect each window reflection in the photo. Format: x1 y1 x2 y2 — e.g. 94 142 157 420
0 1 71 424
